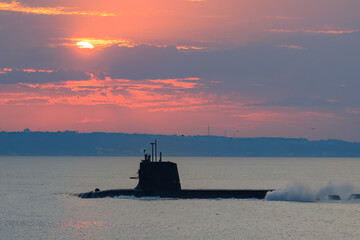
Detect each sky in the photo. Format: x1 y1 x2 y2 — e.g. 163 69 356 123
0 0 359 141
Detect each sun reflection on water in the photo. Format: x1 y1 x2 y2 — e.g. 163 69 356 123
61 220 104 229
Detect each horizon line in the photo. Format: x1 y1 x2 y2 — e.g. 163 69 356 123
1 129 358 143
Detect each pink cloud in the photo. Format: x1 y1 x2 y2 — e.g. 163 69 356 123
233 110 342 123
326 99 339 103
80 118 104 123
265 16 300 20
346 108 360 115
0 77 214 112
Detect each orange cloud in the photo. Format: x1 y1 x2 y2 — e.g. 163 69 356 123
305 30 358 34
0 68 13 74
22 69 37 73
150 78 201 89
38 69 54 73
56 38 207 52
59 38 136 49
0 1 118 17
267 29 358 34
176 45 206 51
279 45 308 50
0 67 55 74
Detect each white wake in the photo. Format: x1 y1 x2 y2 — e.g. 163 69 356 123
265 182 357 202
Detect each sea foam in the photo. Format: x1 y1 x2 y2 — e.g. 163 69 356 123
265 182 356 202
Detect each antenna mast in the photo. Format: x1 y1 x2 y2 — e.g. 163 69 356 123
155 139 157 162
150 142 155 162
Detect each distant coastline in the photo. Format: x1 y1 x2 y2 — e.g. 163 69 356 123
1 130 360 157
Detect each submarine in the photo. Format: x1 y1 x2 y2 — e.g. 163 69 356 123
78 140 273 199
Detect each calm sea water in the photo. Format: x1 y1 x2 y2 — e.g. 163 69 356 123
1 157 360 239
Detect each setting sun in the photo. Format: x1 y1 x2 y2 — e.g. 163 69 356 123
77 41 94 49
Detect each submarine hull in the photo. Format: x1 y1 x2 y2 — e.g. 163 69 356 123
78 141 273 200
78 189 272 199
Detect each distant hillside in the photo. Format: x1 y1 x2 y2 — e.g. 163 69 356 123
0 131 360 157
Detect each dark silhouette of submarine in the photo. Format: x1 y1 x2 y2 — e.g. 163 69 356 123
78 140 273 199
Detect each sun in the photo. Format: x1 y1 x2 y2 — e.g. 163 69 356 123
77 41 94 49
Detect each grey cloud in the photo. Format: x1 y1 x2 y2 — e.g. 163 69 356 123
0 70 90 84
6 98 49 104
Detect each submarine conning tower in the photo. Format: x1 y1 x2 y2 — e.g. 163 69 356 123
135 140 181 192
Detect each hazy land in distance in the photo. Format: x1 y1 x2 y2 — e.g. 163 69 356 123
1 130 360 157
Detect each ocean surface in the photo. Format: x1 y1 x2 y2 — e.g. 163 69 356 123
1 156 360 239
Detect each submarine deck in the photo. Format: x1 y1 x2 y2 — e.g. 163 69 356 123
78 189 273 199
